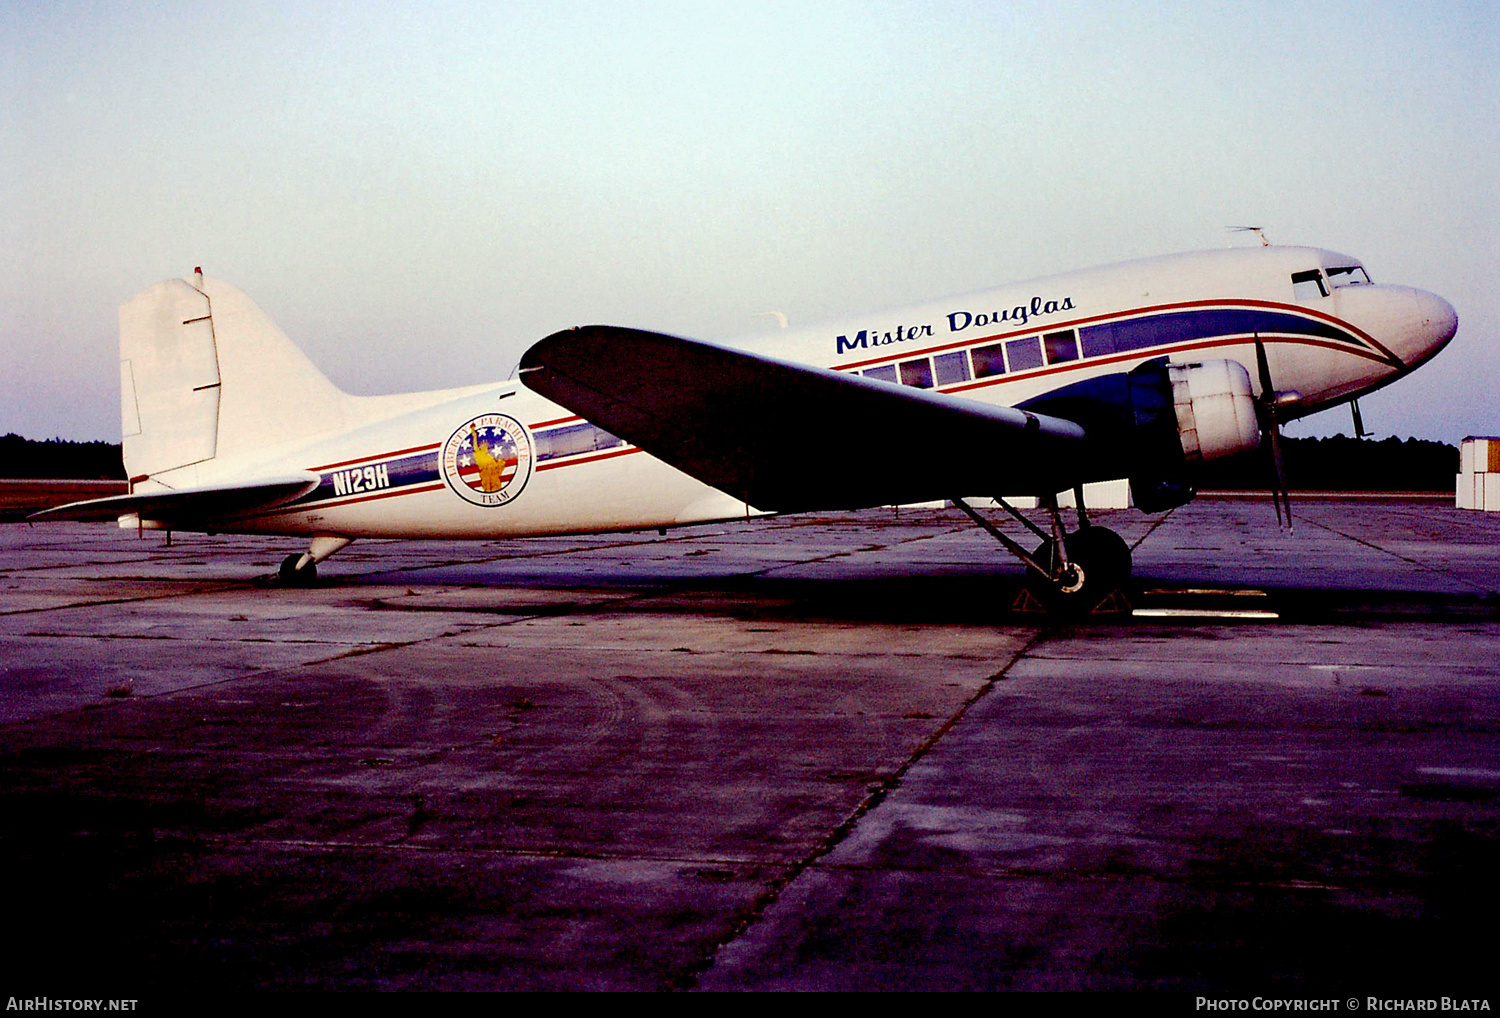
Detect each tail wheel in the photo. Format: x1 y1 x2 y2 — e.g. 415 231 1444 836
279 553 318 587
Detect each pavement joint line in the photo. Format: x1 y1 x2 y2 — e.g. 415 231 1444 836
23 631 182 641
1 627 477 725
675 627 1046 991
0 583 253 616
1129 509 1176 551
1296 511 1500 597
748 522 973 580
0 555 185 575
19 632 498 647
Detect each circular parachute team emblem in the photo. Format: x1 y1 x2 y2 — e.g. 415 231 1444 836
441 414 533 507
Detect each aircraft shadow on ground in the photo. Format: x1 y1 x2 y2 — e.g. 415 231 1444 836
343 566 1500 628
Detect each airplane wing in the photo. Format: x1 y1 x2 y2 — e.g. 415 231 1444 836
520 326 1086 512
29 474 320 523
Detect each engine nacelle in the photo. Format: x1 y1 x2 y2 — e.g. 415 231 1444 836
1165 360 1260 464
1018 357 1262 512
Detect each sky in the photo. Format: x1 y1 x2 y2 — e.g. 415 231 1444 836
3 0 1496 444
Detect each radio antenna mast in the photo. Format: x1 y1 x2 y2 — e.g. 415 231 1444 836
1229 226 1270 247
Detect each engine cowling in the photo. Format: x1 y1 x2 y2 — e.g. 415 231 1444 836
1165 359 1260 464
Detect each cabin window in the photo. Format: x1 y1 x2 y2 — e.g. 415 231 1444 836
1079 324 1116 358
1005 336 1044 372
1080 316 1184 355
863 364 897 383
1043 330 1079 364
971 342 1007 378
932 350 971 385
1292 269 1329 301
1326 265 1371 288
898 357 934 389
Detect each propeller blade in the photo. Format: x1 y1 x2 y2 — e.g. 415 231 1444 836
1254 332 1275 397
1253 334 1292 530
1351 398 1371 439
1267 415 1292 530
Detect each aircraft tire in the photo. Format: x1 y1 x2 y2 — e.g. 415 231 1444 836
279 553 318 587
1030 527 1130 607
1068 526 1132 585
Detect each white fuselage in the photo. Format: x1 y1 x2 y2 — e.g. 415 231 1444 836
155 246 1455 540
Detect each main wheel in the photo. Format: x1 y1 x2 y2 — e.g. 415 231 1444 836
279 553 318 587
1029 527 1131 606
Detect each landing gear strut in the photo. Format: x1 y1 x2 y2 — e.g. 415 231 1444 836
953 487 1132 612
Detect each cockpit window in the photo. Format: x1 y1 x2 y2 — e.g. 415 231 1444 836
1326 265 1371 288
1291 269 1329 301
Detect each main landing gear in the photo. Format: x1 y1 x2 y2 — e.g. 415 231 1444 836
952 487 1132 613
277 534 352 587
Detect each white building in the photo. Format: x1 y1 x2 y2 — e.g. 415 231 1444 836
1456 437 1500 511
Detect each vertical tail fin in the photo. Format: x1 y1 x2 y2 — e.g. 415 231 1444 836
120 276 351 482
120 280 221 478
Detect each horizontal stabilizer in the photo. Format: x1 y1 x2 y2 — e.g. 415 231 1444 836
520 326 1085 511
30 474 320 523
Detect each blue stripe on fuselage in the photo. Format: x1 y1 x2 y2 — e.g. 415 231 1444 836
289 422 630 510
1077 307 1361 359
295 451 440 507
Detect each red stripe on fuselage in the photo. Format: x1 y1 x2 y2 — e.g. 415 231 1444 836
309 443 440 472
529 414 583 430
837 299 1386 371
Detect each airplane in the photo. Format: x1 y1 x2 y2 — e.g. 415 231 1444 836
33 246 1457 610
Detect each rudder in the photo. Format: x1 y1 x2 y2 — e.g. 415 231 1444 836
120 279 221 479
119 274 351 482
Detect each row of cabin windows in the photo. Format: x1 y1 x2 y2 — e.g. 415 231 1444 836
860 329 1081 388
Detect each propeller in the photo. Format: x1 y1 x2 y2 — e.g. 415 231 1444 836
1253 334 1293 530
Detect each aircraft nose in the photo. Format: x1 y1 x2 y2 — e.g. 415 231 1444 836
1341 285 1458 369
1416 289 1452 359
1407 289 1458 367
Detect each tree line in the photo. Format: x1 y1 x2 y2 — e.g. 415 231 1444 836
1 434 128 479
1195 434 1457 491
